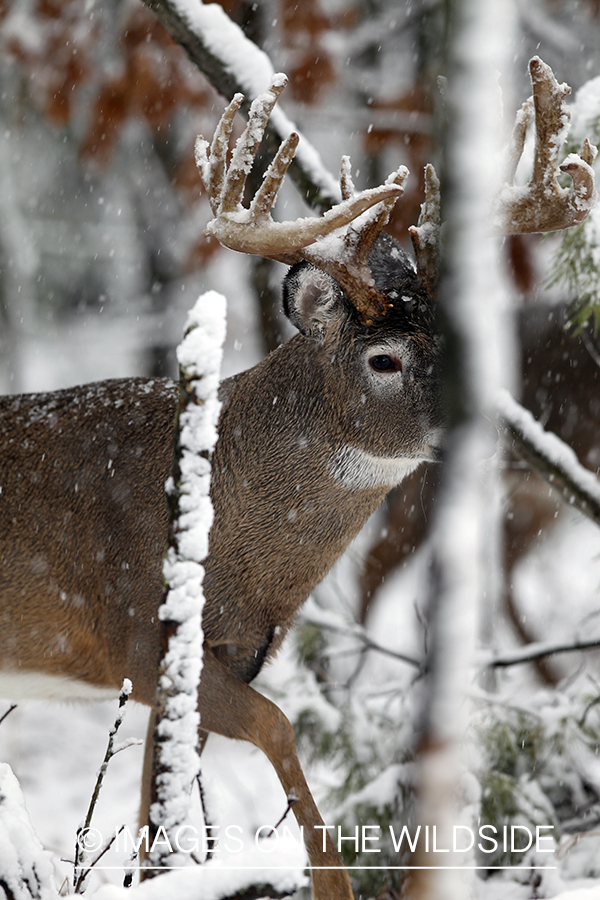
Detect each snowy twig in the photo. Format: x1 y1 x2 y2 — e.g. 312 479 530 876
298 602 422 669
487 637 600 669
73 680 133 893
146 291 225 875
73 826 126 893
272 792 299 831
140 0 339 212
497 389 600 528
0 704 17 728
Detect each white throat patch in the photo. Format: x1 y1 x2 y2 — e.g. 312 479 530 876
328 445 423 490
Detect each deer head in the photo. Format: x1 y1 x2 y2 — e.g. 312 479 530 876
195 73 444 477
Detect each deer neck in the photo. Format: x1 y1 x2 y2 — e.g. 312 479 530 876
203 338 424 665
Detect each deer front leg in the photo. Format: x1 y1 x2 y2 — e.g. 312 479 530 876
198 646 354 900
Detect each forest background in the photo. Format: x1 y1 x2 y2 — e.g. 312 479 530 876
2 1 600 899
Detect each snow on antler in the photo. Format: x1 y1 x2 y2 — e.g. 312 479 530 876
409 57 598 293
496 56 597 234
195 76 408 322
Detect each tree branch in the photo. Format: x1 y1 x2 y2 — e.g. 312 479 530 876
0 704 17 728
488 637 600 669
497 389 600 529
298 605 422 669
140 0 340 212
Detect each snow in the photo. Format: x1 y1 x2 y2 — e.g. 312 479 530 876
93 840 306 900
496 389 600 508
570 77 600 144
149 291 226 869
0 763 56 900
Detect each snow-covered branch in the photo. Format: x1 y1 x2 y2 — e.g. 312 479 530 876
497 389 600 528
298 600 422 670
146 291 226 875
140 0 340 212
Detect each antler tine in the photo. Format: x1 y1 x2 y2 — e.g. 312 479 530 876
195 93 244 216
580 137 597 168
504 96 534 186
340 156 355 201
344 165 410 264
409 164 441 296
496 57 597 234
530 56 571 184
250 131 300 222
220 76 288 214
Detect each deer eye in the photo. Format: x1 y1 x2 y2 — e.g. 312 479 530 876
369 354 402 373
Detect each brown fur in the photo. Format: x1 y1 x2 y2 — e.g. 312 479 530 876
0 243 443 898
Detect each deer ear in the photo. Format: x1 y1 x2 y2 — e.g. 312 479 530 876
282 263 346 339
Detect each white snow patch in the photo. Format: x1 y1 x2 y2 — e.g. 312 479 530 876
0 763 56 900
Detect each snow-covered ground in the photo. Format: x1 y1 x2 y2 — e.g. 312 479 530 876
1 492 599 897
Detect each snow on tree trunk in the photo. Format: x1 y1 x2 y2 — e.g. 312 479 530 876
145 290 226 875
407 2 517 899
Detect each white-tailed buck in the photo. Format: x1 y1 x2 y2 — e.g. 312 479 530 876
0 59 596 899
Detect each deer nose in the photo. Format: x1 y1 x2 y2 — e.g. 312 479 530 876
426 416 498 463
422 431 444 462
481 415 499 458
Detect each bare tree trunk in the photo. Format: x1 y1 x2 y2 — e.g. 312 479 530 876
406 2 516 898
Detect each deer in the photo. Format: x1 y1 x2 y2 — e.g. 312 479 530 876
0 59 595 900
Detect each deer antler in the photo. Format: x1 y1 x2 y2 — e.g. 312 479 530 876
408 58 597 292
195 74 408 323
409 164 441 296
496 56 597 234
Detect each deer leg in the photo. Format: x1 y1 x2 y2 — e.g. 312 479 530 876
359 467 439 623
503 469 562 684
139 647 353 898
198 646 354 900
